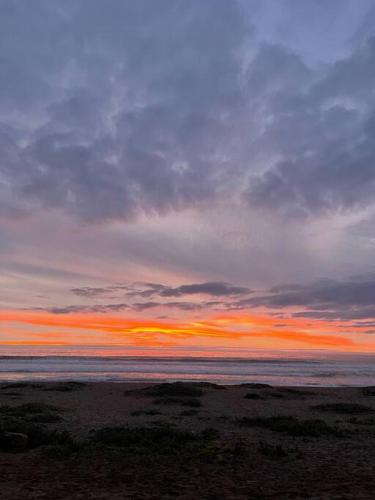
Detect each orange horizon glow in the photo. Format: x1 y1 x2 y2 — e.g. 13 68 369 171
1 309 375 353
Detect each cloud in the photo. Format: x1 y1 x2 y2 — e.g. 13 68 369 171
71 281 251 300
240 275 375 320
0 0 250 222
37 275 375 321
1 1 375 224
159 282 252 297
246 36 375 217
36 303 130 314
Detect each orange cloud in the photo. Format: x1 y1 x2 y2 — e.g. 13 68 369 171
1 309 375 352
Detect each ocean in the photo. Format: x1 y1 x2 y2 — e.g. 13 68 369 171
1 346 375 386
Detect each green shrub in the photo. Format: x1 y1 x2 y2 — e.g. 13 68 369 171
153 397 202 407
239 383 272 389
0 402 62 417
89 425 220 458
143 382 204 397
1 383 43 390
236 415 343 437
131 409 162 416
363 387 375 397
312 403 374 414
43 382 87 392
90 426 196 449
244 393 263 400
258 441 288 458
180 409 199 416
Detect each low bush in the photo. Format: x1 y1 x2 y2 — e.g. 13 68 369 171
1 383 43 390
130 409 162 416
312 403 374 414
239 383 272 389
258 441 288 459
244 393 263 400
0 402 62 417
180 409 199 416
43 382 87 392
153 397 202 407
143 382 204 398
236 415 343 437
363 387 375 397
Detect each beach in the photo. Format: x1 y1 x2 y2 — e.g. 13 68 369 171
1 381 375 499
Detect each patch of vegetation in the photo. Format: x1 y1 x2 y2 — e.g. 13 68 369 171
0 419 75 450
244 393 264 400
38 440 81 459
268 391 284 399
26 413 62 424
0 402 62 417
191 382 226 390
312 403 374 414
90 425 229 462
153 397 202 407
131 409 162 416
258 441 288 459
216 415 230 421
349 417 375 426
180 409 199 416
236 415 344 437
89 425 218 456
363 387 375 397
143 382 204 398
43 382 87 392
1 383 44 390
280 388 317 397
239 383 272 389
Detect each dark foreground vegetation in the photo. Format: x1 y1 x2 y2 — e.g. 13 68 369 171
1 382 375 499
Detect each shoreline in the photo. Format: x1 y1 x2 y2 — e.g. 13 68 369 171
0 377 373 388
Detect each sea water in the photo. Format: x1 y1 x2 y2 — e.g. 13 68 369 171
1 346 375 386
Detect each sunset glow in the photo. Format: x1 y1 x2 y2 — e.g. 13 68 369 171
2 309 375 353
1 0 375 359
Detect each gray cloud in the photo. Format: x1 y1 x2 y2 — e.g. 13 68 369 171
0 0 250 222
159 282 252 297
246 36 375 217
239 276 375 320
31 274 375 321
1 1 374 223
71 281 251 301
38 303 130 314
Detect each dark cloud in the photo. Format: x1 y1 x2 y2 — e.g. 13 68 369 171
159 282 252 297
240 276 375 320
33 274 375 320
1 1 374 223
132 301 204 312
0 0 250 222
40 303 130 314
71 281 251 300
71 287 120 298
246 36 375 217
36 298 224 315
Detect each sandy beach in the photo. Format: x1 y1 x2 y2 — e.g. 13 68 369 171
1 381 375 499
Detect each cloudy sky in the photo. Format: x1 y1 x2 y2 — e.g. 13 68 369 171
2 0 375 354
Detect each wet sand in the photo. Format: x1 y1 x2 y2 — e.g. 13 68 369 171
1 381 375 499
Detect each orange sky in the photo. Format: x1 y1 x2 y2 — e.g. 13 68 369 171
1 310 375 353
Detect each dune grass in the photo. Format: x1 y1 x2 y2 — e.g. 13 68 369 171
236 415 344 437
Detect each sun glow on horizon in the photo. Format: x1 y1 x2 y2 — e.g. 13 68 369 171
1 309 375 354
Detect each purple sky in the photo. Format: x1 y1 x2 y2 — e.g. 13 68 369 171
2 1 375 351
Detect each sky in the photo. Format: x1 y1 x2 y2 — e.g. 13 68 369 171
2 0 375 355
